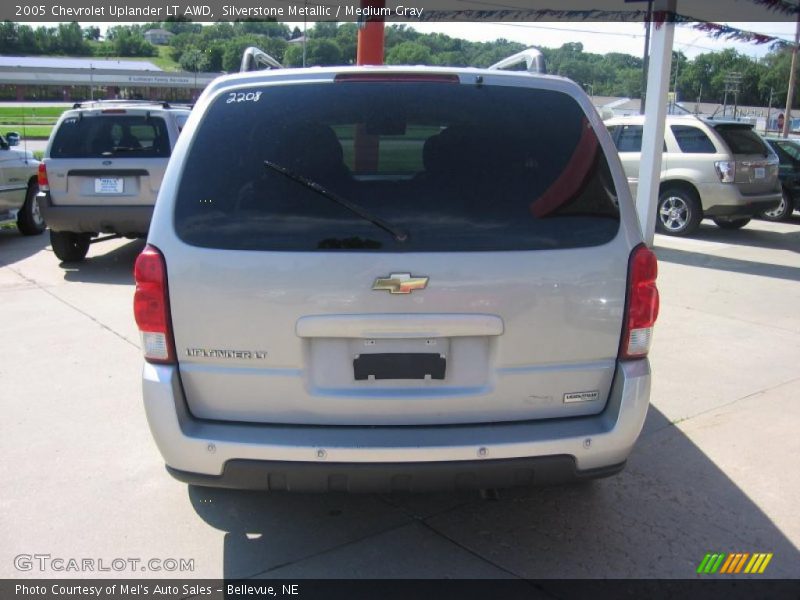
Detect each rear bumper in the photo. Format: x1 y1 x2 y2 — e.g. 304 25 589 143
698 184 782 218
38 192 152 235
143 359 650 491
167 457 625 492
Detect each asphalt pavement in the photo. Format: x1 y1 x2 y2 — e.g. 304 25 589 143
1 218 798 579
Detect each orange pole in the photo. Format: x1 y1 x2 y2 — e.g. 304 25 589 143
353 0 385 172
356 0 386 66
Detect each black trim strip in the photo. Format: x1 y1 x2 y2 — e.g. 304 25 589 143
67 169 149 177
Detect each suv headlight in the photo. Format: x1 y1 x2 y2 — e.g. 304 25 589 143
714 160 736 183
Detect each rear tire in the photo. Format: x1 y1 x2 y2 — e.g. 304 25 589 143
656 187 702 236
50 231 91 262
712 217 750 230
759 189 793 222
16 182 45 236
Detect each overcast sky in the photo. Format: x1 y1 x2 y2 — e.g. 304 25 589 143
26 21 798 60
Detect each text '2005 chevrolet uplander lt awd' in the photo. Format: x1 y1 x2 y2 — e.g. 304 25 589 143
134 64 659 492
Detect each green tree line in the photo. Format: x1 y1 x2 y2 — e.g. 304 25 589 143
1 20 797 108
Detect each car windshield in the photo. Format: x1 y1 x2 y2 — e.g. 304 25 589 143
174 80 620 252
50 114 170 158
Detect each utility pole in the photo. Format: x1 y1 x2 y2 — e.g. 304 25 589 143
766 87 774 133
782 13 800 138
302 0 307 67
640 0 653 114
696 84 702 115
722 72 742 120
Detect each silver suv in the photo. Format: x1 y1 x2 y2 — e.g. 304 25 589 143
605 115 781 236
39 101 190 263
136 66 659 492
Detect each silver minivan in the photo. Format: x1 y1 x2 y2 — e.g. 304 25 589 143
136 66 659 492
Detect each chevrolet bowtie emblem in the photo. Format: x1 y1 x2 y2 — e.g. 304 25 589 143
372 273 429 294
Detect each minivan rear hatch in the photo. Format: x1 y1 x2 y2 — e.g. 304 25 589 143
165 74 633 427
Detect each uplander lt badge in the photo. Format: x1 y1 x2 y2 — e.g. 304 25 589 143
186 348 268 359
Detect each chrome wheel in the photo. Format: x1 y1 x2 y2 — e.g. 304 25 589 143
659 196 690 232
761 192 790 221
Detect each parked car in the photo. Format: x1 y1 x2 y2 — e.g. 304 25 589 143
38 101 191 263
605 115 781 236
0 132 44 236
760 136 800 221
136 64 659 492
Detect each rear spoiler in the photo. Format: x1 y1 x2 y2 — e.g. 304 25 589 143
240 47 283 72
488 48 546 75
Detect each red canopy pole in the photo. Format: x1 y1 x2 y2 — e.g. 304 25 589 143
354 0 385 172
356 0 386 66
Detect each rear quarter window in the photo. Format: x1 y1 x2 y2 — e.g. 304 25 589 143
174 81 620 252
50 114 170 158
671 125 717 153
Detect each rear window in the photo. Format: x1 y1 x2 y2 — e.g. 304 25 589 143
50 114 170 158
671 125 717 153
773 140 800 162
175 81 619 252
713 125 769 156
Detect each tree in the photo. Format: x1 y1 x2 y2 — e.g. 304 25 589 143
386 41 432 65
180 46 207 73
110 28 158 57
82 26 101 42
56 22 90 55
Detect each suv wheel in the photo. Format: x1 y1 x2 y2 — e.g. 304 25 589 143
16 182 46 236
712 217 750 230
657 188 702 236
760 189 793 222
50 231 91 262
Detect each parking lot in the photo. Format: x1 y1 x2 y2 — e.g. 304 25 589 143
1 218 799 579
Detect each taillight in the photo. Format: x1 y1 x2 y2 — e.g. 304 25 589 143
714 160 736 183
133 245 175 364
620 245 659 359
37 163 49 191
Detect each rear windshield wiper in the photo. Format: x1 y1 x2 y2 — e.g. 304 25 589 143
264 160 408 243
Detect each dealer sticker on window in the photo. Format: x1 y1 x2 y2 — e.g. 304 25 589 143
564 390 599 403
95 177 123 194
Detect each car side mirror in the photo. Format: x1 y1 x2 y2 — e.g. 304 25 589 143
5 132 20 147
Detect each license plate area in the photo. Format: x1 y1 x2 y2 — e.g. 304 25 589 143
305 336 495 391
754 167 765 179
353 338 448 381
354 353 446 380
94 177 123 194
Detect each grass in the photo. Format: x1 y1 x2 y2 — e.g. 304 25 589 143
0 106 64 138
0 107 65 118
2 125 53 138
